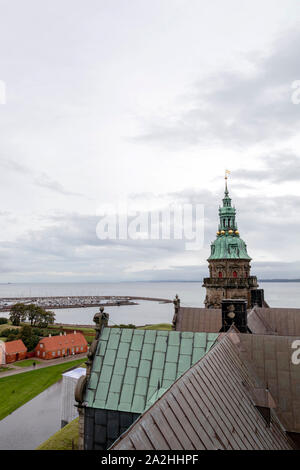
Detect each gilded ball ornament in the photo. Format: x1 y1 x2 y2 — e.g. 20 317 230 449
235 230 239 235
221 230 225 235
228 229 233 234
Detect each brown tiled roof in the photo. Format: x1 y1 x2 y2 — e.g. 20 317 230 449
5 339 27 354
36 332 87 351
237 333 300 433
176 306 300 337
175 307 222 333
110 334 294 450
248 307 300 336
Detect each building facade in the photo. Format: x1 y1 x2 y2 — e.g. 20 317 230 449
0 340 5 365
203 178 258 308
35 331 88 360
5 339 27 363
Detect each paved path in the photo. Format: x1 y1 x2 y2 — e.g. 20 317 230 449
0 353 87 378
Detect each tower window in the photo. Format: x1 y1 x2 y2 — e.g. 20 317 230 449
218 271 223 278
233 271 237 278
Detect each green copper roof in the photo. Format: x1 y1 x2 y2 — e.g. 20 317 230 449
85 327 218 414
208 234 251 260
208 179 251 260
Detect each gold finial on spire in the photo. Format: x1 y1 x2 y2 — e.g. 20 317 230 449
224 169 230 195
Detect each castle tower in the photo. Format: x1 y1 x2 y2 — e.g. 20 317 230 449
203 173 258 308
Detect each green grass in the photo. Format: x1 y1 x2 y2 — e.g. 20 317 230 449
0 366 13 373
15 359 41 367
0 358 86 420
138 323 173 330
37 418 79 450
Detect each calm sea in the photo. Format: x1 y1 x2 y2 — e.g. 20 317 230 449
0 281 299 326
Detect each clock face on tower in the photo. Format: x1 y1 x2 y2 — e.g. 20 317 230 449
227 304 235 319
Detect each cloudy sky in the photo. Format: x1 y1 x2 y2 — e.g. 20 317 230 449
0 0 300 282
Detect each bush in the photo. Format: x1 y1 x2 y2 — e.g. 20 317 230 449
1 328 19 338
7 333 19 342
111 324 136 329
32 328 44 336
23 335 40 352
0 317 8 325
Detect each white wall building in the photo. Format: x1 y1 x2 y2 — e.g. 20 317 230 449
0 340 5 365
60 367 86 427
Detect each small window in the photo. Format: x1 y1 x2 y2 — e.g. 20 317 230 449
58 350 60 355
52 352 55 356
62 349 65 354
40 344 43 348
43 352 45 357
233 271 237 278
81 346 83 351
218 271 223 278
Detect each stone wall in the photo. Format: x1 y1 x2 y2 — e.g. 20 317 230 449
203 259 257 308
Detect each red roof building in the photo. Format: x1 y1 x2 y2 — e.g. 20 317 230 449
35 331 88 360
5 339 27 363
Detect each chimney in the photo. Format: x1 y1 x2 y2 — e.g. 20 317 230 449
251 289 264 308
49 334 51 337
60 332 62 336
221 299 250 333
64 332 66 336
74 330 76 334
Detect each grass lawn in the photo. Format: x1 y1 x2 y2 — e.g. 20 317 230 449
37 418 79 450
15 359 41 368
0 366 13 373
0 358 86 421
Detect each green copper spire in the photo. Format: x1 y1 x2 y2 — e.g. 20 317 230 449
208 175 251 260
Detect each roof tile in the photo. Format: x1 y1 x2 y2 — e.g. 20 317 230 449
127 350 140 367
116 342 130 359
144 330 157 344
121 329 134 342
137 359 151 378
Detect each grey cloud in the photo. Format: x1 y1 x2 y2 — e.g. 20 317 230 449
234 151 300 183
132 29 300 149
1 183 300 281
34 173 85 197
0 157 85 197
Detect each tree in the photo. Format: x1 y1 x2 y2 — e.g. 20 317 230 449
9 303 27 326
17 325 40 351
0 317 8 325
36 310 55 328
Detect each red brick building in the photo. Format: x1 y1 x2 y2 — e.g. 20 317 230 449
35 331 88 360
5 339 27 363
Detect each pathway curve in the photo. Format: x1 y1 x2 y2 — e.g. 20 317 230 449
0 353 87 378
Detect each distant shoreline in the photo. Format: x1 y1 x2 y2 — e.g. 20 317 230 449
2 279 300 284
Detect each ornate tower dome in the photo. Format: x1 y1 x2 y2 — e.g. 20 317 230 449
203 173 258 308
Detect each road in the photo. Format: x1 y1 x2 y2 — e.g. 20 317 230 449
0 353 87 378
